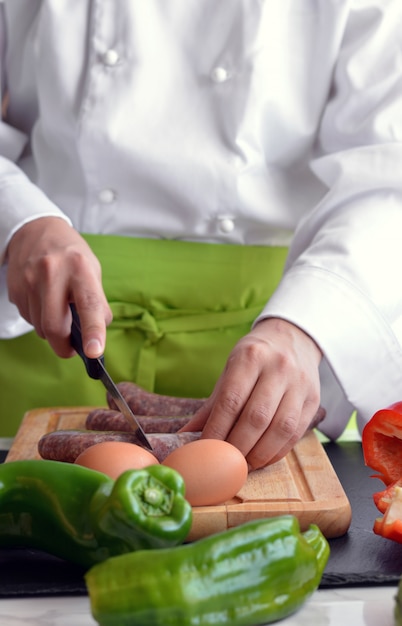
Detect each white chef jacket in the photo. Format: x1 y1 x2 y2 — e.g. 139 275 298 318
1 0 402 440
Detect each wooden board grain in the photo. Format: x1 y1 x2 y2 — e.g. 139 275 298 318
6 407 352 540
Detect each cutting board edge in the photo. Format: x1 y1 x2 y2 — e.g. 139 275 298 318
188 499 352 541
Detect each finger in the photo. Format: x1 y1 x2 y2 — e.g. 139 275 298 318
71 292 112 358
200 372 258 441
36 264 110 358
178 400 213 433
266 399 322 465
20 275 71 351
246 396 315 469
7 262 43 336
37 285 76 357
224 382 283 458
12 250 74 355
65 250 111 357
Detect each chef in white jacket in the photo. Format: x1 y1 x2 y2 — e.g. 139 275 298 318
1 0 402 468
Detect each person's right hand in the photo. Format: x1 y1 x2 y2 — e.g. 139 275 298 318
6 216 112 358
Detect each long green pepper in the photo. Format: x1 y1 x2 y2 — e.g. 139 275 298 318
0 459 192 568
85 514 330 626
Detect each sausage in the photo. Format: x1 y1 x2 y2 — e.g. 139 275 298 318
107 382 205 416
38 429 201 464
38 430 140 463
88 405 326 434
147 432 201 462
85 408 192 433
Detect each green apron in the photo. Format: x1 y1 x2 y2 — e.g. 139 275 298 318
0 236 288 436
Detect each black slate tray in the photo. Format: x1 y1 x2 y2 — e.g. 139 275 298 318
320 441 402 587
0 442 401 597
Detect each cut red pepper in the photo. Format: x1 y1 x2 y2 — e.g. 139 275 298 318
372 478 402 514
362 401 402 486
362 402 402 543
373 486 402 543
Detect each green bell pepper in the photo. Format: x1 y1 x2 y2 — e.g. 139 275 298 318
0 459 192 569
85 514 330 626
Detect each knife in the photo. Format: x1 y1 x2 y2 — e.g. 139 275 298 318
69 303 154 452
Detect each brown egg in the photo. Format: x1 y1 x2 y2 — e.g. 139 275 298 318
162 439 248 507
74 441 159 479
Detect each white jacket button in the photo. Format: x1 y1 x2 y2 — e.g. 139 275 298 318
218 217 235 233
102 49 120 67
98 188 116 203
210 66 229 83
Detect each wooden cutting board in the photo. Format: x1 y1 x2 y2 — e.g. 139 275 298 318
6 407 352 541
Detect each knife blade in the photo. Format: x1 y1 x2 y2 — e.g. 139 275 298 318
69 304 154 452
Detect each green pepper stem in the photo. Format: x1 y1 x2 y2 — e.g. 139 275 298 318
144 487 164 507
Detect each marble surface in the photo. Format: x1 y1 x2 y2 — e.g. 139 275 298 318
0 587 398 625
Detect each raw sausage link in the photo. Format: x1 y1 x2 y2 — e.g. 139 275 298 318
107 382 205 416
88 405 326 434
37 430 201 463
85 408 192 433
148 432 201 462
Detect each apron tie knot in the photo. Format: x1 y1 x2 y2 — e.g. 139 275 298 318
109 301 164 343
109 302 164 390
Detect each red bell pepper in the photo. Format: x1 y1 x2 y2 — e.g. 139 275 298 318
362 401 402 485
373 486 402 542
362 402 402 543
372 478 402 514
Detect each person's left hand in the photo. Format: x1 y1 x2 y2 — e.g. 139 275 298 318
180 317 322 469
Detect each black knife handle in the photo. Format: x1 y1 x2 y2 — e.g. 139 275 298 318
69 303 104 380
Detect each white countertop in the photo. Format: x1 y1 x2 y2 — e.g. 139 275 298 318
0 586 398 626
